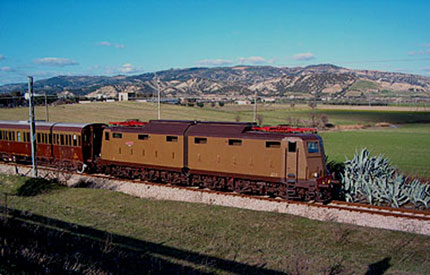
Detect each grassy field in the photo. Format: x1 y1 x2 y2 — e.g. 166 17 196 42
0 102 429 177
1 174 429 274
321 125 430 177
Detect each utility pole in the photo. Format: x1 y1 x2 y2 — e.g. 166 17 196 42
155 73 161 120
44 92 49 122
28 76 37 177
253 89 257 123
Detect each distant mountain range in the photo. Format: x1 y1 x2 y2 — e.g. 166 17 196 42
1 64 429 100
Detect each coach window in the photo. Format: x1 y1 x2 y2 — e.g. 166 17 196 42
0 131 3 140
73 135 77 146
11 131 15 141
228 139 242 146
105 132 110 141
78 135 81 146
288 141 297 152
60 134 65 145
166 136 178 142
48 134 52 144
138 134 149 140
194 137 207 144
17 132 21 142
26 132 30 142
266 141 280 148
113 133 122 139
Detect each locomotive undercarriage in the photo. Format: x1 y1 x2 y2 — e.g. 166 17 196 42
97 162 331 202
1 153 87 173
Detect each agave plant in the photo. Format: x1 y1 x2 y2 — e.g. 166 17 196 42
408 179 430 208
341 148 429 208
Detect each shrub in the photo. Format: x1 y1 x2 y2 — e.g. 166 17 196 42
16 177 60 197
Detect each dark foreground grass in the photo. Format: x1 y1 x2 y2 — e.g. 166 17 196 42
1 174 429 274
321 125 430 177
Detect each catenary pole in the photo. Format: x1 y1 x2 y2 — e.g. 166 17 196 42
44 92 49 122
156 73 161 119
28 76 37 177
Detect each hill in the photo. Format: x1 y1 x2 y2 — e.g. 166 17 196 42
1 64 430 100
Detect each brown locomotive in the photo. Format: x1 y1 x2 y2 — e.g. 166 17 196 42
0 119 332 201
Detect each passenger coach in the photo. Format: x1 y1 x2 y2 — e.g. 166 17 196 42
0 120 105 171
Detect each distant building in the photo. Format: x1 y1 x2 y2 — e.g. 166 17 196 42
235 100 251 105
118 92 136 101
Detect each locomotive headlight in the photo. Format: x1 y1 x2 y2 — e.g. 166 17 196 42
313 172 319 178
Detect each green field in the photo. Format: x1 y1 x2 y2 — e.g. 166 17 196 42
0 102 429 177
1 174 429 274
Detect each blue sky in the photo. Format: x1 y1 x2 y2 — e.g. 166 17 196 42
0 0 429 85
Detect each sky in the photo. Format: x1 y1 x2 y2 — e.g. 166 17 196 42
0 0 430 85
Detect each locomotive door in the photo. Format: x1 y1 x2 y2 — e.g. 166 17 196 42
285 140 299 182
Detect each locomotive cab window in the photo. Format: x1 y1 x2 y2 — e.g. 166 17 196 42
288 141 296 152
307 141 319 153
194 137 207 144
166 136 178 142
228 139 242 146
138 134 149 140
266 141 280 148
113 133 122 139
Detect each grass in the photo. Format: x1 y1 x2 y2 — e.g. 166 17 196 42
1 174 430 273
321 125 430 177
1 102 429 177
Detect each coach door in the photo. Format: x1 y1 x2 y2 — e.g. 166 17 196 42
285 139 299 182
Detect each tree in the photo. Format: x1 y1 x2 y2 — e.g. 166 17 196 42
218 101 225 107
256 114 264 125
235 114 241 122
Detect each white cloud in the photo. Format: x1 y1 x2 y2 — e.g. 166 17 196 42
106 63 143 75
293 52 316 61
0 66 13 72
34 57 79 67
408 49 430 56
97 41 125 49
196 59 234 66
0 55 4 61
238 56 274 65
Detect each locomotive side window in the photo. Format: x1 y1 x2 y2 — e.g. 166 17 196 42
288 141 296 152
166 136 178 142
113 133 122 139
266 141 280 148
138 134 149 140
194 137 207 144
228 139 242 146
307 141 319 153
105 132 110 141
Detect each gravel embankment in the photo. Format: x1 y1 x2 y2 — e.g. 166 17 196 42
1 163 429 236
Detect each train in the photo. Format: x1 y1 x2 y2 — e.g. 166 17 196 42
0 119 333 201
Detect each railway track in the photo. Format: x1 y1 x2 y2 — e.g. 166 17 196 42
1 161 430 235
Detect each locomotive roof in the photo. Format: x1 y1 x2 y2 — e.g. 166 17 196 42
108 120 320 140
0 120 104 132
